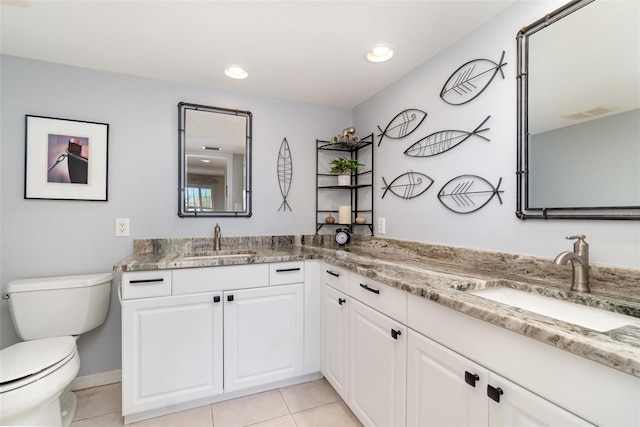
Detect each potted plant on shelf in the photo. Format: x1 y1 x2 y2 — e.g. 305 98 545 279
330 157 364 186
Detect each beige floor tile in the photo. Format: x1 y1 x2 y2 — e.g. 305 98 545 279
280 378 341 413
247 414 297 427
74 383 122 421
211 390 289 427
70 411 126 427
130 405 213 427
292 401 363 427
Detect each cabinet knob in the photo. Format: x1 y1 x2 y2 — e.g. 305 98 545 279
338 298 346 305
465 371 480 387
391 329 402 340
213 296 221 303
487 385 504 403
227 295 234 302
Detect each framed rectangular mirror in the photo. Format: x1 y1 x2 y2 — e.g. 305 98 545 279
178 102 252 217
516 0 639 220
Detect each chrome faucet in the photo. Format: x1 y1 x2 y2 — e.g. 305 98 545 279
214 223 222 251
553 234 590 293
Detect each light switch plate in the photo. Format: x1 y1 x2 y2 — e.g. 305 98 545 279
377 217 386 235
115 218 130 236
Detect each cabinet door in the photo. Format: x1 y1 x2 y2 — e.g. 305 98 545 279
224 283 304 392
122 292 223 416
407 330 488 427
321 284 349 401
348 299 406 427
488 373 594 427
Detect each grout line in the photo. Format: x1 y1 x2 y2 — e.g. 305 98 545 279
278 388 294 415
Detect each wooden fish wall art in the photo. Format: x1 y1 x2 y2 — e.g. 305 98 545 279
381 171 434 200
277 138 292 211
404 116 491 158
440 51 507 105
438 175 503 214
377 109 427 146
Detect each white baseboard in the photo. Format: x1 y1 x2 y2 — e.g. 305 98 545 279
71 369 121 391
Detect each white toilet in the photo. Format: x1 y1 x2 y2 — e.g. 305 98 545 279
0 273 112 427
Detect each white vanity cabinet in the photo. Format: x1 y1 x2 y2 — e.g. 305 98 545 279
408 293 639 426
321 267 408 427
321 265 350 401
407 329 488 426
223 283 304 392
349 298 407 427
121 261 310 423
121 290 223 416
407 329 592 427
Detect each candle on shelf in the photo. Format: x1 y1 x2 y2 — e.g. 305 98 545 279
338 205 351 224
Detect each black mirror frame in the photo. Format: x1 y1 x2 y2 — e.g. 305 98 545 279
178 102 252 218
515 0 639 220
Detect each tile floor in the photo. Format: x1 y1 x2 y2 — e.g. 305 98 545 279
70 378 363 427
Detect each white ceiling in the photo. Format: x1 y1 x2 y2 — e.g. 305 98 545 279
0 0 517 109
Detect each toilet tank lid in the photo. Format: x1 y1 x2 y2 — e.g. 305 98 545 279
7 273 113 293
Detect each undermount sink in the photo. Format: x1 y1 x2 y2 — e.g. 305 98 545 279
470 287 637 332
180 250 256 260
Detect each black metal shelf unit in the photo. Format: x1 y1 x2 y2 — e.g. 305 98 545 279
316 133 374 235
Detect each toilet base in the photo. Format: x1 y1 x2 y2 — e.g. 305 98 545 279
0 397 62 427
60 386 77 427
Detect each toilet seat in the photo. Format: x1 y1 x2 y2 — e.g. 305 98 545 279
0 336 77 393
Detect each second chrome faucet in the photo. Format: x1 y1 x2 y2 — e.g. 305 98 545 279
553 234 590 293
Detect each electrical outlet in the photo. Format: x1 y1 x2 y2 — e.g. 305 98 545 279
115 218 130 236
377 217 386 235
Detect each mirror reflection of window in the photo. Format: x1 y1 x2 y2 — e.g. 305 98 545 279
186 186 213 212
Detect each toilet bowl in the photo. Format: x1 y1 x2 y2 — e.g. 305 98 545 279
0 273 112 427
0 337 80 427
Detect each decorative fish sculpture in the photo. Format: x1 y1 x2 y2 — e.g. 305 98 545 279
438 175 503 214
381 171 434 200
440 51 507 105
277 138 292 211
404 116 491 157
377 109 427 146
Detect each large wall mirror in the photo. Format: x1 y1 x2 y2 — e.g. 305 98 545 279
516 0 639 220
178 102 252 217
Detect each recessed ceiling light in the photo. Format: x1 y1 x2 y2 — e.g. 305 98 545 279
201 159 212 163
366 45 394 63
224 66 248 80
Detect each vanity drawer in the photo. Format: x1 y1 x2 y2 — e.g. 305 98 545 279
323 263 349 294
172 264 269 295
121 271 172 299
348 272 407 324
270 261 304 285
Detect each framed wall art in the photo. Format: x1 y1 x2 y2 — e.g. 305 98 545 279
25 115 109 201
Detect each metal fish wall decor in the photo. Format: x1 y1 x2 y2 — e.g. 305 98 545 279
404 116 491 158
440 51 507 105
377 109 427 146
438 175 503 214
381 171 434 200
277 138 292 211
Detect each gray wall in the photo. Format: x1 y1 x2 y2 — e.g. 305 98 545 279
529 109 640 208
354 0 640 266
0 55 350 375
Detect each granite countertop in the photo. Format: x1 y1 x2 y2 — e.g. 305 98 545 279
114 235 640 379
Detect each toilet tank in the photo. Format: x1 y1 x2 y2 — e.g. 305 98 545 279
7 273 113 340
